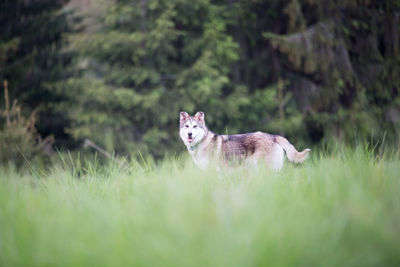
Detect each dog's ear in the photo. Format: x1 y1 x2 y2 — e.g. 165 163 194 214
194 111 205 123
180 111 189 123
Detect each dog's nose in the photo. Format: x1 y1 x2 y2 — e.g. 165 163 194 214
188 132 192 137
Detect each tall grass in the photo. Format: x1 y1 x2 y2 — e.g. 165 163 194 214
0 147 399 266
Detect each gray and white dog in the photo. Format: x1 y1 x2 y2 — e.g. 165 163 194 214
179 111 310 171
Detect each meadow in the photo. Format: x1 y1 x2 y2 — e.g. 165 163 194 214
0 147 399 267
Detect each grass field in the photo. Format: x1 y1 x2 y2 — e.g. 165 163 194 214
0 147 400 266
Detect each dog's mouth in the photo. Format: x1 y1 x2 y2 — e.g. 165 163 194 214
188 137 194 143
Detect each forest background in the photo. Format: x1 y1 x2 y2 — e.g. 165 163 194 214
1 0 399 164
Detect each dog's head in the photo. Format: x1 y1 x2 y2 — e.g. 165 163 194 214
179 111 207 147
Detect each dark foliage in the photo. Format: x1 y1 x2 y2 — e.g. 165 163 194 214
1 0 399 160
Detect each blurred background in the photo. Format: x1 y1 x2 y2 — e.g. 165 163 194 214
0 0 399 164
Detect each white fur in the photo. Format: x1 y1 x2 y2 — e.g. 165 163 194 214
268 144 285 171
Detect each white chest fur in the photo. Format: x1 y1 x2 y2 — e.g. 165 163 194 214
189 147 210 169
186 133 222 169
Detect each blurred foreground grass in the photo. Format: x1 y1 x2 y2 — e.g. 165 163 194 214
0 148 399 266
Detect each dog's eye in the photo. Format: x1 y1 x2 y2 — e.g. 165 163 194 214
193 125 197 128
185 125 189 128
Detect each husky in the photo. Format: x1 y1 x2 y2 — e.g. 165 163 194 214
179 111 310 171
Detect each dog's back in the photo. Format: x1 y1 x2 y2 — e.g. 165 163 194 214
220 131 309 170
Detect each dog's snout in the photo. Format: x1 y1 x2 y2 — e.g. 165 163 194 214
188 132 192 137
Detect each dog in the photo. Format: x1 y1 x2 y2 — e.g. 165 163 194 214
179 111 310 171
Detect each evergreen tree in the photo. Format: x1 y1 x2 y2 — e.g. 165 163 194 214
0 0 76 147
38 0 400 158
263 0 400 145
57 0 246 158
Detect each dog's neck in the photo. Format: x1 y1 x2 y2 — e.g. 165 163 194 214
188 128 212 152
189 141 201 151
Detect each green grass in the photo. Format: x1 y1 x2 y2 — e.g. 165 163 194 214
0 148 400 267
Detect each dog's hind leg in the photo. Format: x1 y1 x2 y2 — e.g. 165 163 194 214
264 144 285 171
246 151 261 170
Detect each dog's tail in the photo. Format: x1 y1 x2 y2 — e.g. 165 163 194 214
275 136 310 163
